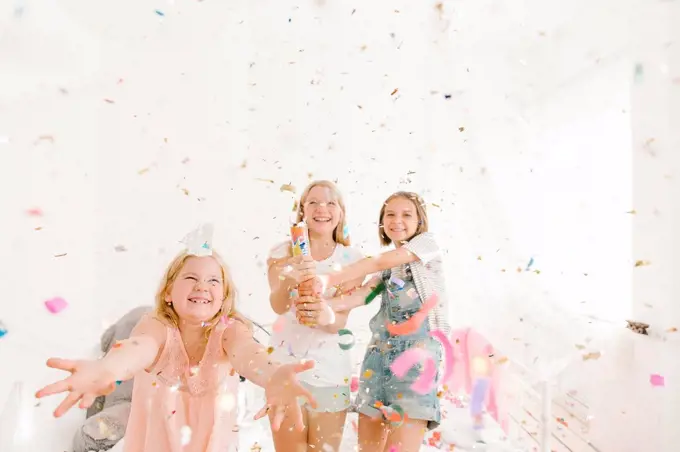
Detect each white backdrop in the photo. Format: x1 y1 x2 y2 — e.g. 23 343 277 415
1 0 676 450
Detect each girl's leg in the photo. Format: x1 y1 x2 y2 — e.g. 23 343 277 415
268 407 308 452
306 410 347 452
358 413 389 452
383 419 428 452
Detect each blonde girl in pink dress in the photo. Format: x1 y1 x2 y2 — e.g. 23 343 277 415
36 250 317 452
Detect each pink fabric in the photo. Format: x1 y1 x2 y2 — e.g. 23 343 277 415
124 322 240 452
446 328 508 433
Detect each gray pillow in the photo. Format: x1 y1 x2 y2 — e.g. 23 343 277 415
73 306 152 452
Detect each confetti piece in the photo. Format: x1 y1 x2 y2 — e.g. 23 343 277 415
431 330 454 383
667 327 677 333
138 168 150 175
0 321 7 338
525 257 534 271
45 297 68 314
350 376 359 392
104 98 115 104
634 260 651 267
256 178 275 184
650 374 665 387
343 224 349 239
385 294 438 336
272 316 286 333
218 393 236 411
390 276 405 288
582 351 602 361
338 329 355 350
378 404 406 427
365 282 385 305
180 425 192 445
391 88 399 96
26 207 43 216
390 348 437 395
470 377 490 416
115 380 122 385
155 9 165 16
114 245 127 252
280 183 296 193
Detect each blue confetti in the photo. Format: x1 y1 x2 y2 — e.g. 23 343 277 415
390 276 405 288
155 9 165 17
115 380 122 386
0 321 7 338
525 257 534 271
201 242 210 249
343 224 349 238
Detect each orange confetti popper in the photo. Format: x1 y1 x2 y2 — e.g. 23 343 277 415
290 221 310 257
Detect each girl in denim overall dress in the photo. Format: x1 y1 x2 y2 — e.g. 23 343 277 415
295 191 451 452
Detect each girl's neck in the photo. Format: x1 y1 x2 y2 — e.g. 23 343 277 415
308 230 336 261
178 319 208 343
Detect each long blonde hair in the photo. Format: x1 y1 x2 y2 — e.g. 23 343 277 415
295 180 350 246
378 191 429 246
154 250 249 336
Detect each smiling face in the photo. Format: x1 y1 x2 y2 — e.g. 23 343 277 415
301 185 344 237
165 256 226 324
381 196 421 245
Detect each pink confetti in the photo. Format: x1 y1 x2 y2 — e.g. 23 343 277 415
385 294 438 336
431 329 454 384
26 207 43 216
350 376 359 392
650 374 665 387
390 348 437 395
44 297 68 314
388 446 399 452
272 316 286 333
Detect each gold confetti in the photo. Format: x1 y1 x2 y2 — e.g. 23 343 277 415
138 168 150 175
477 256 482 260
627 209 637 215
667 327 677 333
267 346 274 354
574 344 586 350
635 260 651 267
240 160 247 168
256 178 275 184
582 351 602 361
391 88 399 96
181 188 189 196
280 184 296 193
458 127 465 132
496 356 509 365
363 369 373 379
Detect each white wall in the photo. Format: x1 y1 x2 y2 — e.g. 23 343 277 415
1 0 676 450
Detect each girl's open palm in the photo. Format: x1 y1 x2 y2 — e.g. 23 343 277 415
254 360 318 431
35 358 118 418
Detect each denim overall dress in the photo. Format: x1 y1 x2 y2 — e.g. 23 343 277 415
355 265 442 430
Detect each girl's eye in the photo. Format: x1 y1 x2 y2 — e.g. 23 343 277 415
404 213 411 217
210 279 220 284
186 276 197 281
386 213 394 217
328 201 337 206
309 201 317 205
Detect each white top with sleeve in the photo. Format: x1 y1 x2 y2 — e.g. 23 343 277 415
267 241 364 387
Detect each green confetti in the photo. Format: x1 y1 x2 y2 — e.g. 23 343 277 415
365 282 385 305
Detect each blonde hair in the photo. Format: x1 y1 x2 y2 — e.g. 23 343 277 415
295 180 350 246
154 250 249 337
378 191 429 246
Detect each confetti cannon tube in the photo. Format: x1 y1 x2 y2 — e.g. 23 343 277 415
290 221 311 257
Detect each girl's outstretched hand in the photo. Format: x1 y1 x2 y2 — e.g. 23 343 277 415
35 358 118 418
254 360 317 431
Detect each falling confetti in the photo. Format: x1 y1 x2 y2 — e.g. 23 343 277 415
582 351 602 361
180 425 192 445
0 321 7 338
350 376 359 392
256 178 275 184
114 245 127 252
525 257 534 271
470 377 490 416
634 260 651 267
386 294 438 336
26 207 43 216
155 9 165 17
431 330 454 383
280 184 296 193
390 348 437 395
218 393 236 411
365 282 385 305
44 297 68 314
650 374 665 387
343 224 349 239
337 329 355 350
138 168 150 175
391 88 399 96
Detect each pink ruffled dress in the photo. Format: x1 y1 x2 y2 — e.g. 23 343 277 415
124 322 239 452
